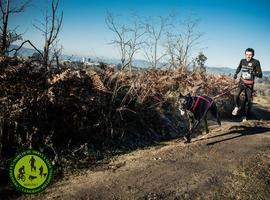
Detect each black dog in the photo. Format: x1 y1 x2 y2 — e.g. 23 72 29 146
178 93 221 143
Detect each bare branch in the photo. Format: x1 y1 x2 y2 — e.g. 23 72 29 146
8 39 43 56
0 0 5 15
32 23 46 34
9 0 31 13
51 10 63 43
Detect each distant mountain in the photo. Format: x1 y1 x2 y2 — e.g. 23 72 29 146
8 45 270 76
263 71 270 77
206 66 235 75
9 44 84 61
9 44 37 57
206 66 270 77
91 57 151 68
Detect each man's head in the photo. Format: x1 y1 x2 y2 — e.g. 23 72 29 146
245 48 254 62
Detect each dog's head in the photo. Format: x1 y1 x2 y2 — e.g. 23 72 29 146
178 93 192 116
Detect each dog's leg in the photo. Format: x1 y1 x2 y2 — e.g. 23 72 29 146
185 119 200 143
184 132 191 143
204 116 209 133
217 112 221 126
184 113 194 143
210 103 221 126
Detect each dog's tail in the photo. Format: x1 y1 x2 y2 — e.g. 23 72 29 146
210 102 221 126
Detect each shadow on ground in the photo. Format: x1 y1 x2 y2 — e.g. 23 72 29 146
250 103 270 120
205 126 270 146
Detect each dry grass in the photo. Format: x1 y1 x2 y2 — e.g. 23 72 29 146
0 57 237 178
255 83 270 96
216 151 270 200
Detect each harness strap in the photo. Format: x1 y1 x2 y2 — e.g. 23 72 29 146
191 96 213 112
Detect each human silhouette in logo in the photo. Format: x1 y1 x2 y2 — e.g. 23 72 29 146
39 165 43 178
39 165 47 178
17 165 26 181
29 156 36 172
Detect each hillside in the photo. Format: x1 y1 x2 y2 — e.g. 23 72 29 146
20 96 270 200
1 56 269 199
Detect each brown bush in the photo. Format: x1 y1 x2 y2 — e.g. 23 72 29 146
0 58 237 177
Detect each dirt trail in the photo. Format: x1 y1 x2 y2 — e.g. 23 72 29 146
21 97 270 200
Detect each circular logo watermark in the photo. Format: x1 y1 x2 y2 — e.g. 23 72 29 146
9 149 53 194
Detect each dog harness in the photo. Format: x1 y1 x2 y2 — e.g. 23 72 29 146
191 96 213 113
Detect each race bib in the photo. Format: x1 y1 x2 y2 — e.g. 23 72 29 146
242 71 251 80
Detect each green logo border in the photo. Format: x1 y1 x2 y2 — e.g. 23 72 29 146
9 149 54 194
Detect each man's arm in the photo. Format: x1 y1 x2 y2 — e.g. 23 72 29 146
234 60 242 79
254 60 263 78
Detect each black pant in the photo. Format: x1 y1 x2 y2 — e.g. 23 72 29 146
234 81 253 118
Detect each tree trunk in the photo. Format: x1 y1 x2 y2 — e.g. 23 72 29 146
43 41 49 71
154 40 157 68
0 0 10 55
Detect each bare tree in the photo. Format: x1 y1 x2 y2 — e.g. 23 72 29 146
106 12 128 70
9 0 63 70
33 0 63 70
0 0 30 56
165 32 177 70
106 11 145 71
143 16 170 68
166 18 203 69
126 14 146 71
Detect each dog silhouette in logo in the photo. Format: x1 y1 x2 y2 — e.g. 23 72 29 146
28 175 37 182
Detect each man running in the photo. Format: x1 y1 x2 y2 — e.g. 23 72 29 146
29 155 36 172
39 165 44 178
232 48 262 121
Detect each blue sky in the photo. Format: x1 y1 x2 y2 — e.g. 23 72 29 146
10 0 270 70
